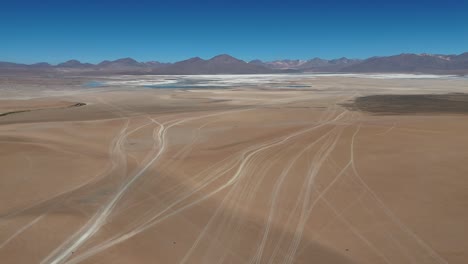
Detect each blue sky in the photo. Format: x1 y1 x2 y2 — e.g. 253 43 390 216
1 0 467 64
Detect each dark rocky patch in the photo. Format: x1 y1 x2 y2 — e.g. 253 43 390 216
0 110 31 117
0 102 86 118
342 93 468 114
70 102 87 107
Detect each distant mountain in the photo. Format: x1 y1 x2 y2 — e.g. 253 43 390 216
250 57 361 71
157 54 274 74
299 57 361 71
30 62 52 68
0 61 52 73
145 61 171 68
341 53 468 74
249 59 307 69
0 62 29 68
453 52 468 61
450 52 468 70
57 60 94 68
98 58 143 69
0 53 467 75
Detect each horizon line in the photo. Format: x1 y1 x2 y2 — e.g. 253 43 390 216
1 51 467 65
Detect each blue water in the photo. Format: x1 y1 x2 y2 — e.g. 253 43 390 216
83 76 315 90
144 85 223 89
84 81 105 87
286 85 312 88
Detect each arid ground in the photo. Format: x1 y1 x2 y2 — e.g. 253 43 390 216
1 74 467 264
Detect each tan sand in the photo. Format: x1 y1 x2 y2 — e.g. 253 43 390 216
0 75 467 264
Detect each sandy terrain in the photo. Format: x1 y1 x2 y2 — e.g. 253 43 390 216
0 74 467 264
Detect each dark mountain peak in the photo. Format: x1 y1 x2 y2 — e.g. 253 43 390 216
145 61 170 68
249 59 263 64
160 54 272 74
454 52 468 61
98 57 143 69
399 53 420 58
57 60 92 68
113 57 139 64
30 62 52 67
209 54 243 63
329 57 358 64
182 57 205 63
0 61 27 68
309 57 327 62
58 59 80 66
340 52 459 73
333 57 351 61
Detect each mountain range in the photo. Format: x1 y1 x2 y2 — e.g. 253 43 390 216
1 53 467 75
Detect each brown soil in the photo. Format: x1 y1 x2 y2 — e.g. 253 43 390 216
1 76 467 264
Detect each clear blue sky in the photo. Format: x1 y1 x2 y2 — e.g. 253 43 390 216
1 0 467 64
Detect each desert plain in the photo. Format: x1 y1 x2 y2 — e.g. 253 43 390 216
0 74 467 264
